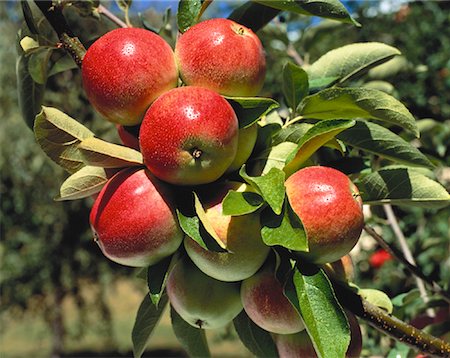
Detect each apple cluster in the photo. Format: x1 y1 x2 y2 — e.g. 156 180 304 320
82 18 364 356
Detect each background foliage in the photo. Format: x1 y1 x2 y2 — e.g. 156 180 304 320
1 1 449 357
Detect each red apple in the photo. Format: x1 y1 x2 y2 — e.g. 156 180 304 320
273 311 362 358
116 124 140 151
89 167 183 267
285 166 364 264
369 249 392 268
323 254 355 282
241 266 305 334
139 86 239 185
82 28 178 126
166 257 243 329
184 181 270 282
175 18 266 97
226 123 258 173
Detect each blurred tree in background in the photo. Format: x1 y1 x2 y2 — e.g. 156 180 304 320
1 1 449 357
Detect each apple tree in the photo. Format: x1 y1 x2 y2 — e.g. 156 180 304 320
16 1 450 357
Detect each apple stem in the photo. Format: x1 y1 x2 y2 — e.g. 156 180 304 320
34 1 86 68
334 281 450 357
98 5 129 29
364 224 450 304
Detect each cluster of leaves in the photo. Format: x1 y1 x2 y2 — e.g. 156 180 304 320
14 0 450 357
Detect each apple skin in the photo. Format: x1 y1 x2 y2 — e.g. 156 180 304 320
184 181 270 282
285 166 364 264
323 254 355 282
89 167 183 267
241 266 305 334
226 123 258 173
116 124 140 151
273 311 362 358
82 28 178 126
175 18 266 97
166 257 243 329
139 86 239 186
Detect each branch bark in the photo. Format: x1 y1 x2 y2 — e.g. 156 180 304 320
34 1 86 67
334 281 450 357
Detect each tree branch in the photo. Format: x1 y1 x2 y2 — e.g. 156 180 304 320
334 282 450 357
364 224 450 304
98 4 129 28
34 0 86 67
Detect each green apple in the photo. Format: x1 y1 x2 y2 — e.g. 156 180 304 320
89 167 183 267
241 266 305 334
285 166 364 264
139 86 239 185
227 123 258 173
166 257 242 329
184 181 270 282
82 28 178 125
175 18 266 97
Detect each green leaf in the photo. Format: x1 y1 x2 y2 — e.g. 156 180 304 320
337 121 433 169
273 123 313 145
285 266 350 358
48 55 78 77
240 166 286 215
260 201 307 251
254 0 360 26
356 167 450 208
20 36 39 52
222 190 264 216
309 76 340 92
116 0 132 12
226 97 279 128
28 48 52 85
359 288 393 314
300 87 419 137
78 137 143 168
228 1 280 32
16 53 45 130
34 107 95 173
282 62 309 111
147 254 177 307
55 166 110 201
177 0 210 33
170 306 211 358
132 293 168 358
251 141 299 175
233 310 278 357
21 1 39 35
307 42 401 85
284 119 356 176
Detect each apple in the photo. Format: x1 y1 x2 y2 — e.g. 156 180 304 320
89 167 183 267
369 249 392 269
139 86 239 186
285 166 364 264
323 254 355 282
241 266 305 334
82 28 178 126
273 311 362 358
226 123 258 173
116 124 140 151
184 181 270 282
175 18 266 97
166 257 243 329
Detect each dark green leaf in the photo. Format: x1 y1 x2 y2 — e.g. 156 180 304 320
28 48 52 84
300 87 419 137
171 306 211 357
21 1 39 35
226 97 279 128
222 190 264 216
48 55 78 77
273 123 313 146
356 167 450 208
228 1 280 32
285 266 350 358
240 166 286 215
147 255 177 307
34 107 95 173
177 0 206 33
78 137 143 168
132 293 168 358
337 121 433 168
307 42 401 84
16 53 45 130
255 0 360 26
55 166 110 201
282 62 309 111
260 201 307 251
233 310 278 358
